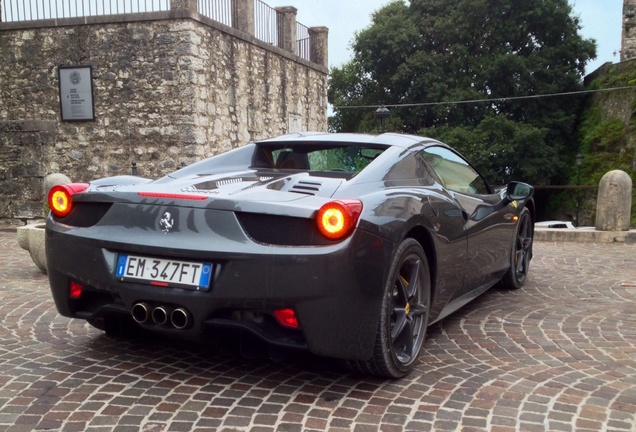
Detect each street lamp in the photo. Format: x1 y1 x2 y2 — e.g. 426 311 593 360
374 105 390 133
575 153 583 227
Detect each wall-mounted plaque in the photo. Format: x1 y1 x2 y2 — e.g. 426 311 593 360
58 65 95 121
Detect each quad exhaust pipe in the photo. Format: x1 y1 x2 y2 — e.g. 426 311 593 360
151 305 172 325
131 302 151 324
131 303 192 329
171 308 191 330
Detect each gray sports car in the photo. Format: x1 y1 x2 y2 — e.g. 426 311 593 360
46 132 534 378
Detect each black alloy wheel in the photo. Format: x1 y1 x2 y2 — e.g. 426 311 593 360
500 208 533 289
350 238 431 378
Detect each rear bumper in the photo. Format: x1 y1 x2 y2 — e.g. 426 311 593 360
46 219 393 361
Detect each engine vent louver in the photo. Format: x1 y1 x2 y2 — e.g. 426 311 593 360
216 178 243 187
289 180 323 196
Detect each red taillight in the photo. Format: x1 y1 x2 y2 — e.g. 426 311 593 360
316 200 363 240
48 183 89 218
69 281 83 299
274 308 299 329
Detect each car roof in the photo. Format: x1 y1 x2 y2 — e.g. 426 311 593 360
255 132 439 149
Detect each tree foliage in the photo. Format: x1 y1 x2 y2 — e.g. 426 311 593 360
328 0 596 185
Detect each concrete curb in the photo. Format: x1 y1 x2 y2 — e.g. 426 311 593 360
535 227 636 243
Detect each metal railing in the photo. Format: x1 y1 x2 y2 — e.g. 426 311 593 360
296 21 310 61
1 0 170 21
2 0 314 62
254 0 279 46
198 0 232 27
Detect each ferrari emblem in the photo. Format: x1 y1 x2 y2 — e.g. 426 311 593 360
159 212 174 234
511 200 518 209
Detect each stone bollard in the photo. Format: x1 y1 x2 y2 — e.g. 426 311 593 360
595 170 633 231
17 223 47 274
43 173 71 198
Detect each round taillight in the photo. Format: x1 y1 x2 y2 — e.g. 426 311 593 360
48 183 89 218
316 200 363 240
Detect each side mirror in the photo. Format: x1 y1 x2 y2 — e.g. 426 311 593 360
506 181 534 202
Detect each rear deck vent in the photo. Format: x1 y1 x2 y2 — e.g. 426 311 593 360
216 178 243 187
289 180 322 195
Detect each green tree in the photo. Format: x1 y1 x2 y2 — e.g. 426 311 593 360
328 0 596 185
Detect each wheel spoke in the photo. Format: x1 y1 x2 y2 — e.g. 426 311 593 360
406 259 420 299
408 302 428 317
516 250 526 273
391 309 408 340
395 316 415 363
396 274 409 303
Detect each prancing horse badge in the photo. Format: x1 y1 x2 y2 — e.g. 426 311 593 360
159 212 174 234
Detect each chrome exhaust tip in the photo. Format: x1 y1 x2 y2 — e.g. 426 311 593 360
131 302 150 324
170 308 191 330
151 306 171 325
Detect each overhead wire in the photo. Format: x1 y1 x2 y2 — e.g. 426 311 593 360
333 85 636 109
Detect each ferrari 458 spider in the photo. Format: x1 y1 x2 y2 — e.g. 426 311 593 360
46 132 534 378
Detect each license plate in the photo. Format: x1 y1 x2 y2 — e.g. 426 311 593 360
115 254 213 290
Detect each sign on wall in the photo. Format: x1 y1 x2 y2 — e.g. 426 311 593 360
58 65 95 121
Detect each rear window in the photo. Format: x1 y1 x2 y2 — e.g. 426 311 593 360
254 143 386 173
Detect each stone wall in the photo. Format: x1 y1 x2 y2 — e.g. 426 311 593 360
623 0 636 61
0 9 328 223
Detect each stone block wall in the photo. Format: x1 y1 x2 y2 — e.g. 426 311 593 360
0 10 328 223
623 0 636 61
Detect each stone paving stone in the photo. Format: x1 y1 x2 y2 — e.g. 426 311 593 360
2 232 636 431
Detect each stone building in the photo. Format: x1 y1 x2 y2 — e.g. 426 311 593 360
0 0 328 223
623 0 636 61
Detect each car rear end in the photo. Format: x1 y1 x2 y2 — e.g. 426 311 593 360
46 178 393 361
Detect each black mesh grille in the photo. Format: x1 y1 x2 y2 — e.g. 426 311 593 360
236 212 336 246
53 202 112 227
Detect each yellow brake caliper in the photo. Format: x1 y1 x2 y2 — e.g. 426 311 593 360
400 275 410 315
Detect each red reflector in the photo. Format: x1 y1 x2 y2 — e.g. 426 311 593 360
150 281 169 287
138 192 208 201
69 281 83 299
274 308 299 329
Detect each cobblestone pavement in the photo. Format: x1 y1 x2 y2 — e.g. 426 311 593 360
1 229 635 432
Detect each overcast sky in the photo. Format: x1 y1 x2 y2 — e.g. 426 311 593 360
267 0 623 75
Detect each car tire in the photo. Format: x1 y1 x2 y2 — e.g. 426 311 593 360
499 208 533 290
349 238 431 378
